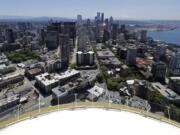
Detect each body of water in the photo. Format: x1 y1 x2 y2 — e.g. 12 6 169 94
147 28 180 45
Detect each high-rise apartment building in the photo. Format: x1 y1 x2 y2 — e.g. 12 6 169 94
151 62 167 83
126 46 137 66
59 34 70 68
169 52 180 76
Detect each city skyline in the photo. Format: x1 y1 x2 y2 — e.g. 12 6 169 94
0 0 180 131
0 0 180 20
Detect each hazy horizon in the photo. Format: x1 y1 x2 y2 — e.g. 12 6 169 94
0 0 180 20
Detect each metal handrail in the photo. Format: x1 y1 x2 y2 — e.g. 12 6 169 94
0 102 179 129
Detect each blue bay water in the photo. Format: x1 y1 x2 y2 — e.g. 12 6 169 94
147 28 180 45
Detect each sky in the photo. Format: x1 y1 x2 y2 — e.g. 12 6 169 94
0 0 180 20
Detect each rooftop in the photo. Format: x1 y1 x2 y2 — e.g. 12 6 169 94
87 85 105 97
35 73 60 86
101 57 121 66
35 69 80 86
97 50 115 58
0 64 6 70
28 68 42 75
2 73 23 81
170 77 180 80
52 86 68 97
0 94 19 107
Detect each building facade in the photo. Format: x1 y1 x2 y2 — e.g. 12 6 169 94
169 52 180 76
151 62 167 83
126 46 137 66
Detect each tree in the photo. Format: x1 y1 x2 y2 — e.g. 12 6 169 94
5 48 41 63
96 73 104 83
165 105 180 122
101 65 108 72
70 63 76 69
147 90 168 106
107 78 118 91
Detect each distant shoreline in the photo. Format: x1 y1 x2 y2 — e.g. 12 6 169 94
147 27 178 32
148 28 180 47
